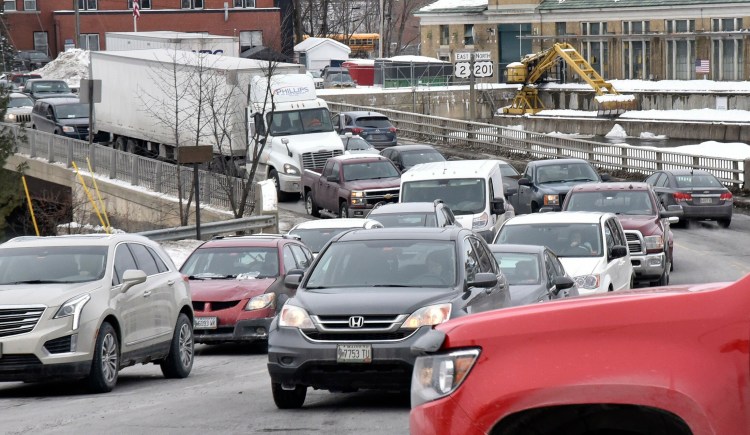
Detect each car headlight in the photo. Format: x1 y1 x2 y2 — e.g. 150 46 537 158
278 304 314 329
62 126 75 133
472 212 488 229
643 235 664 251
573 274 601 290
351 190 365 205
283 163 300 175
401 304 452 329
543 194 559 206
245 293 275 311
4 113 15 122
411 348 480 407
53 294 91 330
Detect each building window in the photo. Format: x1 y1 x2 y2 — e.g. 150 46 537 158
623 21 649 35
581 22 607 36
239 30 262 52
439 25 449 45
23 0 34 11
79 34 100 51
463 24 474 46
623 40 650 79
555 22 566 36
713 39 743 80
234 0 255 7
712 18 741 32
77 0 96 10
581 41 608 76
128 0 151 9
666 19 694 33
666 39 695 79
4 1 16 11
182 0 203 8
33 31 48 54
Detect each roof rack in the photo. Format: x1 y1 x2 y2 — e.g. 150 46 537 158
211 233 301 241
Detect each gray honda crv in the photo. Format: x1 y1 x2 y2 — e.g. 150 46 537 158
267 227 510 408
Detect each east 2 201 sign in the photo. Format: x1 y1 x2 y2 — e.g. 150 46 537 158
454 52 494 78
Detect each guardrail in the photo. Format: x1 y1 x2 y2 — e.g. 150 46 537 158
327 102 749 189
138 215 276 241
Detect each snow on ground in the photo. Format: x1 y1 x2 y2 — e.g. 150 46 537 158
160 239 202 268
661 141 750 160
32 49 89 90
605 124 628 139
640 132 667 140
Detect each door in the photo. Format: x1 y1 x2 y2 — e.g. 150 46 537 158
605 218 630 290
646 172 672 206
112 243 151 348
129 243 176 341
319 161 340 211
516 166 534 214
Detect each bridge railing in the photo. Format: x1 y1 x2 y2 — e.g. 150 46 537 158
7 124 255 213
327 102 748 189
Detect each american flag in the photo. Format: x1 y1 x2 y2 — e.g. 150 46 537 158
695 59 709 74
133 0 141 18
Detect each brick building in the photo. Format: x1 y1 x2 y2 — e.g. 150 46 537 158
416 0 750 82
4 0 291 59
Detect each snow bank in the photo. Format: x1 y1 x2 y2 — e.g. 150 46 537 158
605 124 627 138
32 49 90 90
639 132 668 140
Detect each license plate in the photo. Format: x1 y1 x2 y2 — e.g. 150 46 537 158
194 317 217 330
368 134 386 140
699 197 713 204
336 344 372 363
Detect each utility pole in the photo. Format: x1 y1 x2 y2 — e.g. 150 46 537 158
378 0 384 59
469 52 476 121
74 0 80 48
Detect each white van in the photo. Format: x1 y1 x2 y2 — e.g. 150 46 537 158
400 160 515 241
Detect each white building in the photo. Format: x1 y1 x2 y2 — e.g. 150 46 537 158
294 37 351 72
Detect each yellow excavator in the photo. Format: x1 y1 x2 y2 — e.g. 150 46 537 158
503 42 637 116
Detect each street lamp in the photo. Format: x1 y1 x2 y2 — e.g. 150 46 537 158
378 0 383 58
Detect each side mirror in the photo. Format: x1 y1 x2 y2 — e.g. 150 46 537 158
553 276 576 293
46 113 53 119
600 173 612 182
504 187 518 198
284 273 302 289
253 112 266 137
659 204 683 219
610 245 628 259
668 216 679 224
467 272 497 290
518 178 531 186
120 269 147 293
327 174 339 183
491 198 505 214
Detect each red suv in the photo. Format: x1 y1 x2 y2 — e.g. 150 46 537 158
180 234 313 345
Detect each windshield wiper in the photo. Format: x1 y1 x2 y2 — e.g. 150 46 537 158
5 280 64 284
371 284 413 287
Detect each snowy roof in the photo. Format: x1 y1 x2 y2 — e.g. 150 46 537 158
89 49 298 72
539 0 750 10
417 0 487 14
106 31 237 42
294 37 351 54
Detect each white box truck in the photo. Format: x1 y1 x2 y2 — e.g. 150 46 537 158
90 49 304 161
248 73 344 199
105 31 239 57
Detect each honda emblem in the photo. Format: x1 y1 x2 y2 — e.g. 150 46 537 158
348 316 365 328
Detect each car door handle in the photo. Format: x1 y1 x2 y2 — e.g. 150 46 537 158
167 279 175 286
143 290 152 297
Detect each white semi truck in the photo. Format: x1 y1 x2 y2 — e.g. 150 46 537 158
90 49 341 175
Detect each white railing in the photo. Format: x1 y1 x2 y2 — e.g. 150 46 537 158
327 102 749 189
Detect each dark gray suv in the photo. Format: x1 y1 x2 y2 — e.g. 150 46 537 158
366 200 459 228
267 227 510 408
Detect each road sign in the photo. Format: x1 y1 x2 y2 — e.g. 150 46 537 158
474 52 491 61
455 52 471 62
454 62 471 78
473 61 494 78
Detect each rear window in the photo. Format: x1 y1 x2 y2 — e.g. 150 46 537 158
368 213 437 227
675 174 723 188
354 117 393 129
288 228 352 253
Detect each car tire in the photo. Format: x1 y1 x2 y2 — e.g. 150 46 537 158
86 321 119 393
339 201 349 218
531 202 539 213
653 267 669 287
305 191 320 217
114 136 127 151
160 313 194 379
272 382 307 409
269 169 291 202
718 218 731 228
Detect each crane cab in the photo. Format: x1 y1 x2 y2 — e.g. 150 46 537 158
505 62 528 84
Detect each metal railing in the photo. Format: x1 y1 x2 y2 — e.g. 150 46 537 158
138 216 276 241
327 102 749 189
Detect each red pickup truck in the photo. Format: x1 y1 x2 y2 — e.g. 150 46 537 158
410 275 750 435
301 154 401 218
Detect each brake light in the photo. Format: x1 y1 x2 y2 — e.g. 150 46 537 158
720 192 733 201
673 192 692 201
388 127 397 133
351 127 363 135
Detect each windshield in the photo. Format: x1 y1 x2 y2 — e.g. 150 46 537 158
498 163 520 178
495 223 602 258
369 213 437 227
401 150 445 168
306 240 456 288
288 228 352 253
566 191 654 215
180 246 279 279
354 117 392 129
9 96 33 108
267 107 334 135
55 103 89 119
326 71 354 84
402 178 486 215
0 246 108 284
343 161 400 181
491 252 541 285
31 81 71 94
675 174 724 188
535 163 599 184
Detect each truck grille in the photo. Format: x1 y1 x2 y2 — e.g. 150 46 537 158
364 188 400 206
192 301 240 312
75 125 89 134
0 305 45 338
624 231 644 254
305 314 415 342
301 150 343 171
13 114 31 124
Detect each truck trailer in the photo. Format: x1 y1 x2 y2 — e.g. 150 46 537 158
105 31 240 57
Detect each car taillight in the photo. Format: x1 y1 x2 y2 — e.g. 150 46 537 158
673 192 692 201
351 127 363 135
720 192 733 201
388 127 397 133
